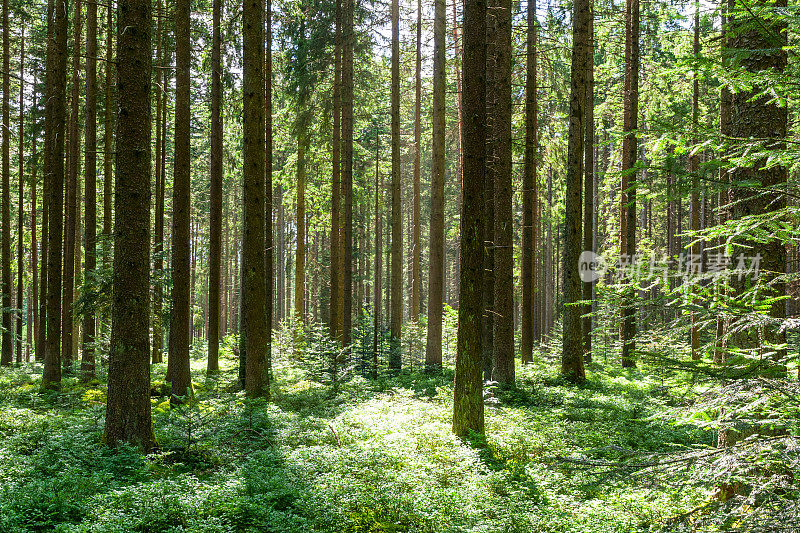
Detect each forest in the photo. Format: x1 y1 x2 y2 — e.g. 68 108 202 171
0 0 798 529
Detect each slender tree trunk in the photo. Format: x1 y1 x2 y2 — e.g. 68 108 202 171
31 71 40 361
451 0 463 309
152 1 166 364
582 7 594 363
689 3 701 360
168 0 192 399
329 0 343 343
241 0 269 398
389 0 402 370
295 138 306 324
561 0 589 383
207 0 223 373
102 1 113 298
104 0 154 451
0 0 10 366
373 129 382 378
425 0 446 373
15 30 25 364
453 0 486 437
82 0 97 379
42 0 70 387
620 0 639 368
341 0 354 348
491 0 514 385
411 0 422 325
521 0 537 364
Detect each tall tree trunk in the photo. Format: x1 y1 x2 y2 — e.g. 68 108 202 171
482 0 496 379
295 138 306 324
425 0 446 372
0 0 10 366
521 0 537 365
620 0 639 368
168 0 192 399
152 1 166 364
341 0 354 349
104 0 154 451
207 0 223 373
62 0 82 373
451 0 463 309
492 0 514 385
277 184 285 324
82 0 97 379
726 0 787 364
453 0 486 437
715 0 731 364
389 0 402 370
42 0 69 387
263 0 274 390
373 129 382 378
241 0 269 398
329 0 343 342
411 0 422 325
15 29 25 364
561 0 589 383
689 3 701 360
31 71 40 361
582 7 594 363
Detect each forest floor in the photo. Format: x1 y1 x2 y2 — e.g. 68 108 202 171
0 342 715 532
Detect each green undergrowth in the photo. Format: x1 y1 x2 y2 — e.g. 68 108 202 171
0 351 714 532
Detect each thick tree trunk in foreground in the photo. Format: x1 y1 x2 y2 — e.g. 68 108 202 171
242 0 269 398
453 0 486 437
168 0 192 399
425 0 446 372
482 0 496 379
329 0 342 343
561 0 589 383
104 0 154 451
208 0 223 373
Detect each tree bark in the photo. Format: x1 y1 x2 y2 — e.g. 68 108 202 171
411 0 422 325
0 0 10 366
207 0 223 373
152 0 166 364
374 129 382 378
491 0 514 386
82 0 97 379
168 0 192 400
453 0 486 437
389 0 402 370
425 0 446 373
104 0 154 451
620 0 639 368
521 0 537 365
582 7 594 363
42 0 69 387
31 70 40 361
242 0 269 398
341 0 354 349
482 0 496 379
15 29 25 364
329 0 343 343
561 0 589 383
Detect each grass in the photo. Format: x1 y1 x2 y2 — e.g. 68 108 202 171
0 343 716 532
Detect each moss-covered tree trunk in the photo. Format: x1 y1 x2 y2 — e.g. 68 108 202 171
104 0 154 451
453 0 486 438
